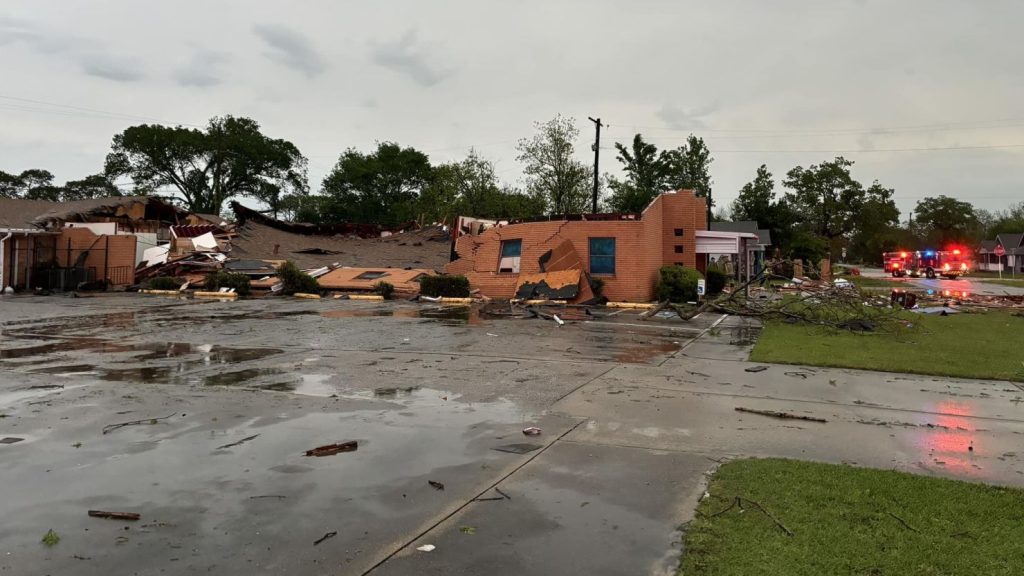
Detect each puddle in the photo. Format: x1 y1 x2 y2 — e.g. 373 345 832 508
614 341 680 363
203 368 288 388
729 326 761 346
321 305 482 325
374 385 420 398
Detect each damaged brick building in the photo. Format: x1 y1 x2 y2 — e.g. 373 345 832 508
447 190 723 302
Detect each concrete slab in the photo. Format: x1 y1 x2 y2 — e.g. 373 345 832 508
370 441 710 576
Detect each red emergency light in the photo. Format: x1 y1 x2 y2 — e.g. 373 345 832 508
900 251 908 258
952 249 961 256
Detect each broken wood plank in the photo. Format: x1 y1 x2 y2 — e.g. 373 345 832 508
304 441 358 457
88 510 141 521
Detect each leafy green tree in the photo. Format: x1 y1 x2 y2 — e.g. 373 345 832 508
607 134 668 212
62 174 122 201
420 150 546 223
730 164 799 253
320 142 432 225
987 201 1024 238
847 182 901 263
912 195 981 247
0 170 21 198
663 135 713 203
516 115 592 214
104 115 307 215
783 157 869 253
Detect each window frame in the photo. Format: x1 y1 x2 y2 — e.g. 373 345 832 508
588 237 616 276
498 239 522 273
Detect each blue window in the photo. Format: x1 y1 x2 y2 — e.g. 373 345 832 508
499 239 522 273
589 237 616 275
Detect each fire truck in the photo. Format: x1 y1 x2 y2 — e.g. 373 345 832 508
883 248 971 279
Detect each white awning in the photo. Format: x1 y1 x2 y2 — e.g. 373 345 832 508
695 230 758 254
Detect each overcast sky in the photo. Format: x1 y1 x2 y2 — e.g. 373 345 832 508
2 0 1022 218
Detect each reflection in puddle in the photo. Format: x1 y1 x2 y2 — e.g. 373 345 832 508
916 400 979 474
321 305 482 325
374 385 420 398
203 368 286 388
615 342 680 364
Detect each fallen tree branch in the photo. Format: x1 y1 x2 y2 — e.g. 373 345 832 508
887 511 920 533
102 412 178 435
702 496 794 537
735 407 827 423
216 434 260 450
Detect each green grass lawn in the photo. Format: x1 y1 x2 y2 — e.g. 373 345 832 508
750 310 1024 381
681 459 1024 576
841 275 901 289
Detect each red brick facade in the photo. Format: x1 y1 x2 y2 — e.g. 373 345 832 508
446 190 708 302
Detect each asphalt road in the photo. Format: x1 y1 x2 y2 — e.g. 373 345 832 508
2 294 1023 575
857 266 1024 295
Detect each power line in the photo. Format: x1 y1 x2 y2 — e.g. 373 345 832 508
0 94 203 127
599 143 1024 153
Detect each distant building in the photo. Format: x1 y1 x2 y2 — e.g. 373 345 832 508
977 233 1024 273
446 190 759 302
0 196 187 291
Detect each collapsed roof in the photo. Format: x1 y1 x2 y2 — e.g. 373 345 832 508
0 196 188 230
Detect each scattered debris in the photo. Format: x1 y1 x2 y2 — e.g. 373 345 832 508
216 434 260 450
305 441 358 457
41 529 60 546
1 437 24 444
249 495 288 500
522 426 542 436
703 496 793 537
473 487 512 502
459 526 476 535
102 412 179 435
913 306 960 315
428 480 445 491
27 384 64 390
495 487 511 500
744 366 768 373
313 531 337 546
416 544 436 552
734 407 827 423
88 510 141 521
72 442 83 448
493 443 542 454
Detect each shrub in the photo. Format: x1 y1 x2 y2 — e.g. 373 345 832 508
205 271 252 297
375 281 395 300
705 268 728 296
419 274 470 298
654 265 703 303
276 261 320 295
144 276 184 291
589 276 605 297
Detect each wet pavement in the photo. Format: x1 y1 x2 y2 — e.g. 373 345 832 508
858 266 1024 295
2 294 1023 575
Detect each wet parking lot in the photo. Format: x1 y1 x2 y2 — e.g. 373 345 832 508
2 294 1024 575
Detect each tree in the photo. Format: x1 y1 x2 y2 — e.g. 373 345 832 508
420 150 546 223
663 135 713 203
730 164 799 254
320 142 432 225
606 134 668 213
783 157 868 255
987 201 1024 238
62 174 122 201
0 170 21 198
731 165 775 224
912 195 981 247
847 182 901 263
104 115 307 215
516 115 592 214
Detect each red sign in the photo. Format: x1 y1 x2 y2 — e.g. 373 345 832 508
995 245 1006 257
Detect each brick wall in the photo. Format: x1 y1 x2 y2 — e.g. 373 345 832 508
55 228 137 285
447 190 708 302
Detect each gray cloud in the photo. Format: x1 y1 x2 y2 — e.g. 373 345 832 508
80 53 145 82
174 49 228 88
371 29 450 87
0 16 85 54
655 102 719 131
253 24 325 77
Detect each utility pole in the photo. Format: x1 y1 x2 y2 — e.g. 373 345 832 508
588 116 603 213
